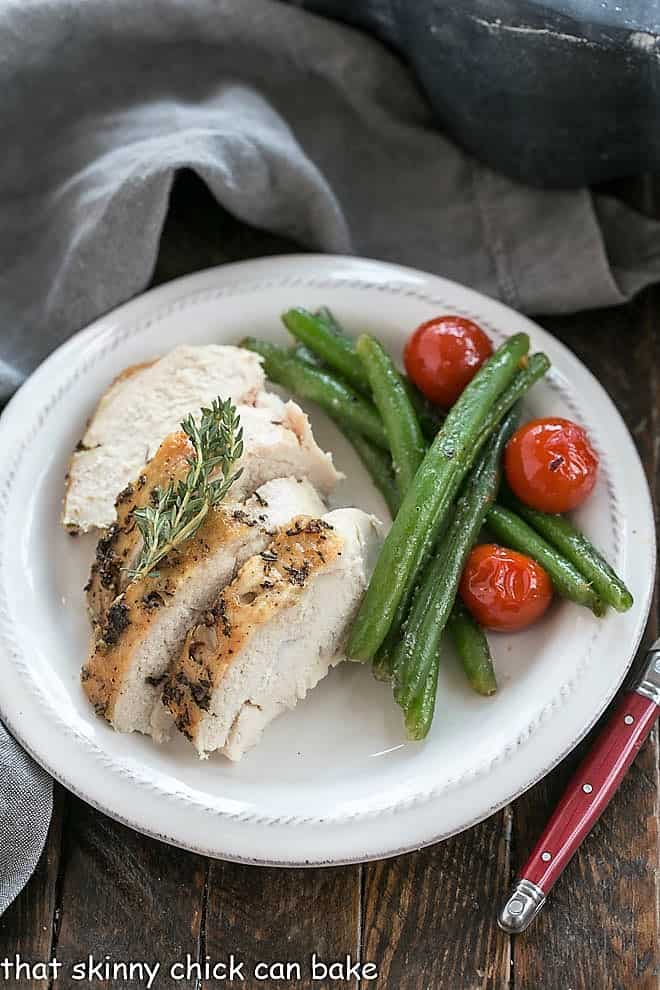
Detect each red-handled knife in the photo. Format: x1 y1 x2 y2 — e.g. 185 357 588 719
498 639 660 934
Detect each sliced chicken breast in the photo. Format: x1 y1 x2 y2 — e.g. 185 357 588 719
232 398 340 499
64 345 266 532
162 508 382 760
81 477 327 736
86 401 341 624
85 429 193 625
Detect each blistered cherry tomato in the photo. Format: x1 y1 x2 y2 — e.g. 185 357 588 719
459 544 553 632
505 417 599 514
404 315 493 407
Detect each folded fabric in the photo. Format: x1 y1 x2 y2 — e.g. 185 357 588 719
1 0 660 403
0 724 53 914
1 0 659 914
291 0 660 187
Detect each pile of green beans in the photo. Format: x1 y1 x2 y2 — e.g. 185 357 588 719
239 305 633 740
347 331 531 663
391 411 519 737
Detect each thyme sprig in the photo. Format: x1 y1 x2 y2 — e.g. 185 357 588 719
128 397 243 582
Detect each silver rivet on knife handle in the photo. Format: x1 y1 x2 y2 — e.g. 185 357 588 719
498 879 546 934
634 648 660 706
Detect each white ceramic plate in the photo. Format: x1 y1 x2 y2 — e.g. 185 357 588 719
0 255 654 866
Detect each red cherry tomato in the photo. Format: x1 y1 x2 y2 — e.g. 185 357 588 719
404 316 493 407
505 417 599 514
459 544 553 632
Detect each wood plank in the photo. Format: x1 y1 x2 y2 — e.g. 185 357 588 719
512 293 659 989
362 815 511 989
52 796 206 989
204 861 361 990
0 788 65 987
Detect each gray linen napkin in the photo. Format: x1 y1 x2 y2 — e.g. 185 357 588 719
3 0 660 402
2 0 660 913
0 726 53 914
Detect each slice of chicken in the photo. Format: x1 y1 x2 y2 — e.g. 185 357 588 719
63 345 266 532
81 477 327 736
85 430 193 625
162 508 382 760
229 398 340 500
86 399 341 624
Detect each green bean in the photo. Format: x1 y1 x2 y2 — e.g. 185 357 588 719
485 504 605 615
371 508 454 683
393 410 518 719
404 650 440 740
291 343 322 367
347 333 530 663
282 308 369 396
343 427 400 516
240 338 388 449
356 334 426 496
447 603 497 696
314 306 343 335
476 353 550 446
500 490 633 612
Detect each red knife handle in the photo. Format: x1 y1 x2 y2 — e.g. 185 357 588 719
499 671 660 934
521 690 657 891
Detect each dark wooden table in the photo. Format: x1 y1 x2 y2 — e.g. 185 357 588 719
1 173 658 989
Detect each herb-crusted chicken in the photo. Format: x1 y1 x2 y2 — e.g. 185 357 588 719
85 399 341 624
64 345 266 532
161 508 382 760
81 477 327 736
77 342 382 758
64 345 339 532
